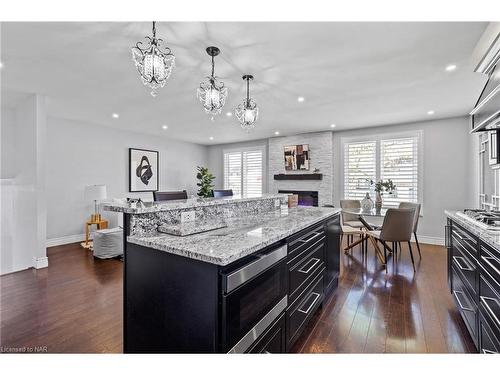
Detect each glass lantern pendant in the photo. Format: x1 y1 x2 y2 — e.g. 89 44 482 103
197 46 228 120
131 21 175 97
235 75 259 131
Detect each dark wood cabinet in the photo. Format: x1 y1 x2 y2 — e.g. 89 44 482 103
324 214 341 295
447 218 500 353
246 313 286 353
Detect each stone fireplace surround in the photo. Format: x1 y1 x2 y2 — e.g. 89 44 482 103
268 132 333 206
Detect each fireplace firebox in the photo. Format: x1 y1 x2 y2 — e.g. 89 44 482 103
278 190 319 207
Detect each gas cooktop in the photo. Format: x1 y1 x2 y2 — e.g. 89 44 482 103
456 209 500 231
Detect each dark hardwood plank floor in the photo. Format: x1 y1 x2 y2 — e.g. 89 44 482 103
0 239 475 353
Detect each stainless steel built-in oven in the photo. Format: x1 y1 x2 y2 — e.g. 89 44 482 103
221 242 288 353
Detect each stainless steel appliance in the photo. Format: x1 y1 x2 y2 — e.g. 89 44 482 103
221 243 288 353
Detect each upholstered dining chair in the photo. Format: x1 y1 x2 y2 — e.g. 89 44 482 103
399 202 422 258
365 208 416 271
212 189 233 198
340 199 366 253
153 190 188 201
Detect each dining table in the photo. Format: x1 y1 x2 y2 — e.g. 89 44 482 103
341 207 390 267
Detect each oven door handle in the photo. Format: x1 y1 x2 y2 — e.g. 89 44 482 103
225 244 287 293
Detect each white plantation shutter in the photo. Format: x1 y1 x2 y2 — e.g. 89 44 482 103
223 148 263 197
242 150 263 197
224 151 242 195
344 141 376 200
381 137 418 207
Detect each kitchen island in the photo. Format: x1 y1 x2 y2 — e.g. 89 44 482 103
104 195 341 353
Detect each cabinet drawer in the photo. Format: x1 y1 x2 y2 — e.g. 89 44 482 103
288 242 325 303
480 311 500 354
287 270 324 349
288 224 325 258
452 224 478 261
452 251 477 296
480 243 500 286
246 313 286 353
452 264 479 348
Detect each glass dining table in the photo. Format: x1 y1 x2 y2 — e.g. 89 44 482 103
341 207 390 267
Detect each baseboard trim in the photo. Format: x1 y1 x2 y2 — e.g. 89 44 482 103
46 234 86 248
414 235 444 246
32 256 48 269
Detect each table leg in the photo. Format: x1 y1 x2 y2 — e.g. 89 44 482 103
85 224 90 246
344 235 364 253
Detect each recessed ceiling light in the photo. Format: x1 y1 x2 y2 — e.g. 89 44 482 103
162 125 168 130
209 136 214 141
427 110 435 115
445 64 457 72
112 113 119 119
274 131 280 135
0 61 3 69
226 112 232 117
297 97 305 103
330 124 336 128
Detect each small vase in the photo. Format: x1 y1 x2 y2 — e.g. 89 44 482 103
361 193 374 212
375 192 382 210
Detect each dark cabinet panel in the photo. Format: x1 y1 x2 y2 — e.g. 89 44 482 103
246 313 286 353
324 214 341 296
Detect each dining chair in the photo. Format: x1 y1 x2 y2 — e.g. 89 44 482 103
340 199 366 253
212 189 233 198
399 202 422 258
153 190 188 201
365 208 416 271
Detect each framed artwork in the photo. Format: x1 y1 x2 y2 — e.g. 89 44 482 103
284 144 310 171
129 148 159 192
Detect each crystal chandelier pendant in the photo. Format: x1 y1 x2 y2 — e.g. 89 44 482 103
235 75 259 131
131 21 175 97
197 46 228 119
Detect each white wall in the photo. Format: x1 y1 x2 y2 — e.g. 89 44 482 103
1 95 48 275
333 116 476 242
45 117 208 241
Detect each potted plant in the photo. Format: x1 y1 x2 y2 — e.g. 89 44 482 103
370 179 397 210
196 166 215 198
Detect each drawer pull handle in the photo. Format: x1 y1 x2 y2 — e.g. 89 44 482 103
453 291 474 312
481 256 500 279
482 349 498 354
298 292 321 315
298 258 321 274
480 296 500 328
263 350 271 354
453 256 474 272
453 231 475 243
297 232 323 244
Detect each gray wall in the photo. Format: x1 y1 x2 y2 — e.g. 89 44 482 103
46 117 208 240
332 116 476 241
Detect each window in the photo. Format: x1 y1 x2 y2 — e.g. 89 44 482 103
224 148 264 197
343 133 421 208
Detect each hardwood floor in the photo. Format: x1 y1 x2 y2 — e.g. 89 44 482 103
0 239 475 353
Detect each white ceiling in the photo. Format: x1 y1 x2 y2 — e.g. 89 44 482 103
0 22 489 145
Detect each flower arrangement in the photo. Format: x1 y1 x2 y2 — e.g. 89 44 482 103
371 179 397 194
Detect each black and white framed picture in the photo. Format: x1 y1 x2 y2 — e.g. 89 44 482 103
129 148 159 192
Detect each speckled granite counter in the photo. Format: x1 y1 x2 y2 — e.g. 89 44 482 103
128 206 340 265
102 193 286 214
445 210 500 250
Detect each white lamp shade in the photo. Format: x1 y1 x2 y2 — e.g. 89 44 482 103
84 185 107 201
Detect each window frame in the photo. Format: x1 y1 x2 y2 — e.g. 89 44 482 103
222 145 267 196
340 130 424 211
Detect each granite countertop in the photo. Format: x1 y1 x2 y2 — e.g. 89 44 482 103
127 206 341 265
102 193 286 214
445 210 500 250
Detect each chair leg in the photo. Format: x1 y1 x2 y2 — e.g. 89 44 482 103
407 241 416 271
414 232 422 258
382 241 388 265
